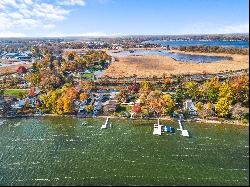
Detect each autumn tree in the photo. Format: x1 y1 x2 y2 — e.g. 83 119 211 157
62 98 72 114
196 102 215 119
146 90 165 117
67 51 76 61
129 82 140 94
230 75 249 106
132 104 142 117
216 97 232 118
25 72 41 87
218 80 234 102
201 77 220 103
162 76 172 90
185 81 200 101
40 90 61 111
117 90 129 103
162 93 175 115
36 100 41 109
140 81 153 92
80 93 88 101
102 52 111 61
174 86 185 105
86 105 93 113
17 66 27 75
54 98 64 115
230 103 248 123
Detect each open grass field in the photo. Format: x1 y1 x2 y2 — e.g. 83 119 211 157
3 89 28 96
101 50 249 78
0 64 32 76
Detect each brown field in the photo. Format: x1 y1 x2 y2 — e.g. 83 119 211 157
101 50 249 78
0 64 32 75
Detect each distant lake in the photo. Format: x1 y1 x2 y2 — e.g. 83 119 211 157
0 117 248 186
142 40 249 48
109 50 231 63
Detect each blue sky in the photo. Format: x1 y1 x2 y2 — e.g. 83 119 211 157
0 0 249 37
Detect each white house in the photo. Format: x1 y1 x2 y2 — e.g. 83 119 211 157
183 99 197 115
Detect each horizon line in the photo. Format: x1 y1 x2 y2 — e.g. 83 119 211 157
0 32 249 39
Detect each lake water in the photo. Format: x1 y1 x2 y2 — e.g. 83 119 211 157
0 117 248 186
109 50 230 63
142 40 249 48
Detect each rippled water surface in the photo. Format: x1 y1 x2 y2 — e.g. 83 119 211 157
0 117 248 186
143 40 249 48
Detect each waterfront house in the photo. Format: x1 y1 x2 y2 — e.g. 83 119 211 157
29 97 37 108
183 99 197 115
18 99 26 108
78 106 86 114
77 107 87 117
20 81 30 89
11 100 23 109
103 100 118 114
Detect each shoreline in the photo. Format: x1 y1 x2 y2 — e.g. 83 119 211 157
1 114 248 127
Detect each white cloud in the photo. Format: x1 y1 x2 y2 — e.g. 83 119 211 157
0 0 19 9
0 0 79 37
0 12 39 30
218 24 249 34
43 24 56 29
22 0 33 5
0 13 13 31
8 12 24 19
33 3 70 20
14 18 40 28
57 0 86 6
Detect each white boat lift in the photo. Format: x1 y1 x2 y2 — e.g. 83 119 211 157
177 120 190 137
101 117 111 129
153 118 163 136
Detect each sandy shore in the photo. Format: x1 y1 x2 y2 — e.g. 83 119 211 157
102 50 249 78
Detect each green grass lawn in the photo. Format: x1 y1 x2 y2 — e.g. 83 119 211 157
81 73 94 79
3 89 28 96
